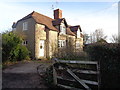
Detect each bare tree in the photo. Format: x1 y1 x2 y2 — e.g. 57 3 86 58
110 34 118 43
89 29 107 43
118 34 120 43
83 33 89 44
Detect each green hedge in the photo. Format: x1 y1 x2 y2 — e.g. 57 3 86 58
85 43 120 89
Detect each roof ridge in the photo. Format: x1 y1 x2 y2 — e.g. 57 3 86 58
32 11 53 20
70 25 80 27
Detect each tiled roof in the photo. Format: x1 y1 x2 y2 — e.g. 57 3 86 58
52 18 63 26
13 11 80 36
69 25 82 32
52 18 68 27
15 11 58 31
32 11 58 31
66 27 76 36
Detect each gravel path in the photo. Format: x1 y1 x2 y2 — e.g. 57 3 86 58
2 61 52 89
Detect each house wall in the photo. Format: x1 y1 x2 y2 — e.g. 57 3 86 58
75 37 83 51
76 29 83 51
48 30 58 58
58 35 66 40
15 18 36 58
67 35 76 49
35 24 46 59
60 22 66 35
14 17 83 59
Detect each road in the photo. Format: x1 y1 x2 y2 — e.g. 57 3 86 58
2 60 52 89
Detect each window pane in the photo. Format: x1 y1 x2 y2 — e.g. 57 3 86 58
58 40 66 48
23 22 28 30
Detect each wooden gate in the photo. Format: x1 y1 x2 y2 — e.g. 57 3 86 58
52 58 100 90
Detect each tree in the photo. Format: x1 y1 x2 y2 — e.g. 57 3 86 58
83 33 89 44
89 29 107 43
110 34 118 43
2 31 30 62
97 38 107 43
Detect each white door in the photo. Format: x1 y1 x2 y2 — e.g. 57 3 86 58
39 40 44 57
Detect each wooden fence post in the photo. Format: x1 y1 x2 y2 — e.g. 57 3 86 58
53 65 57 85
97 60 101 90
52 58 57 85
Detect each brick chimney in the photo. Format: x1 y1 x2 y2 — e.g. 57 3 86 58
54 9 62 19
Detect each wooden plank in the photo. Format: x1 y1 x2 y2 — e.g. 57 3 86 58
52 58 97 64
53 66 57 85
67 68 91 90
57 76 98 85
72 70 98 74
57 84 83 90
57 76 76 82
82 79 98 85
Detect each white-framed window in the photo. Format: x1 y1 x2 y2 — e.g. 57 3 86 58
22 40 28 45
23 22 28 30
58 40 66 48
60 23 66 35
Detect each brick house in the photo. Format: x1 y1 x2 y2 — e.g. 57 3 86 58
12 9 83 59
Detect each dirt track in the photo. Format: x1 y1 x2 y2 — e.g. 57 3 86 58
2 61 52 89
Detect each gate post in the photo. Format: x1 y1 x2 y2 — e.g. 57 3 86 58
97 60 101 90
52 58 57 85
53 66 57 85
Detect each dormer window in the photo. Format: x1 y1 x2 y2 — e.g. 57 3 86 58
60 22 66 35
23 22 28 30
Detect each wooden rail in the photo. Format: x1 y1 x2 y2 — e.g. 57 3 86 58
53 58 98 64
52 58 100 90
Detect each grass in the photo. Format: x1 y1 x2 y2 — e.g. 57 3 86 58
2 61 18 69
2 59 32 69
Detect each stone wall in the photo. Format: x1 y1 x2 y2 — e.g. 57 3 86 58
48 30 58 58
35 24 46 59
15 18 36 58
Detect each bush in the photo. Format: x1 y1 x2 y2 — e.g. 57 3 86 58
2 31 30 62
85 43 120 88
52 36 88 60
44 65 54 88
56 49 88 61
10 45 30 61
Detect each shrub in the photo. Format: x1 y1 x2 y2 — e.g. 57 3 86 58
85 43 120 88
56 49 88 61
2 31 30 62
44 65 54 88
53 37 87 60
10 45 30 61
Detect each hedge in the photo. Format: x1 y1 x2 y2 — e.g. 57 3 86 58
85 43 120 89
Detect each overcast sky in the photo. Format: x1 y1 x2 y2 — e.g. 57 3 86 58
0 0 119 42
